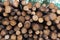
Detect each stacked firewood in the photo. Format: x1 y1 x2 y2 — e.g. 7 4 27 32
0 0 60 40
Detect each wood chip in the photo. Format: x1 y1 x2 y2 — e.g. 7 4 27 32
38 17 44 23
57 10 60 14
17 35 22 40
39 31 43 35
25 15 30 21
1 30 6 36
21 0 26 5
18 16 25 23
13 0 19 7
42 4 46 7
4 1 9 6
16 11 21 16
35 30 40 35
57 16 60 21
3 13 8 17
32 6 36 11
9 16 14 20
29 34 32 37
14 16 18 20
32 15 38 21
31 11 36 15
10 20 16 26
52 8 57 13
24 21 30 29
39 37 43 40
33 35 38 39
49 3 55 9
35 2 40 8
51 32 57 39
43 29 50 36
24 34 28 38
18 22 23 28
58 33 60 38
23 6 29 11
9 30 14 34
16 31 21 35
5 35 9 39
27 2 32 9
44 15 50 21
2 20 9 25
46 21 52 26
5 6 11 13
11 34 16 40
32 23 40 31
36 12 43 17
22 11 26 16
55 19 59 24
21 27 27 34
0 7 2 12
28 29 33 34
57 23 60 29
49 13 57 20
50 26 55 31
14 26 20 31
40 7 46 12
6 25 12 30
